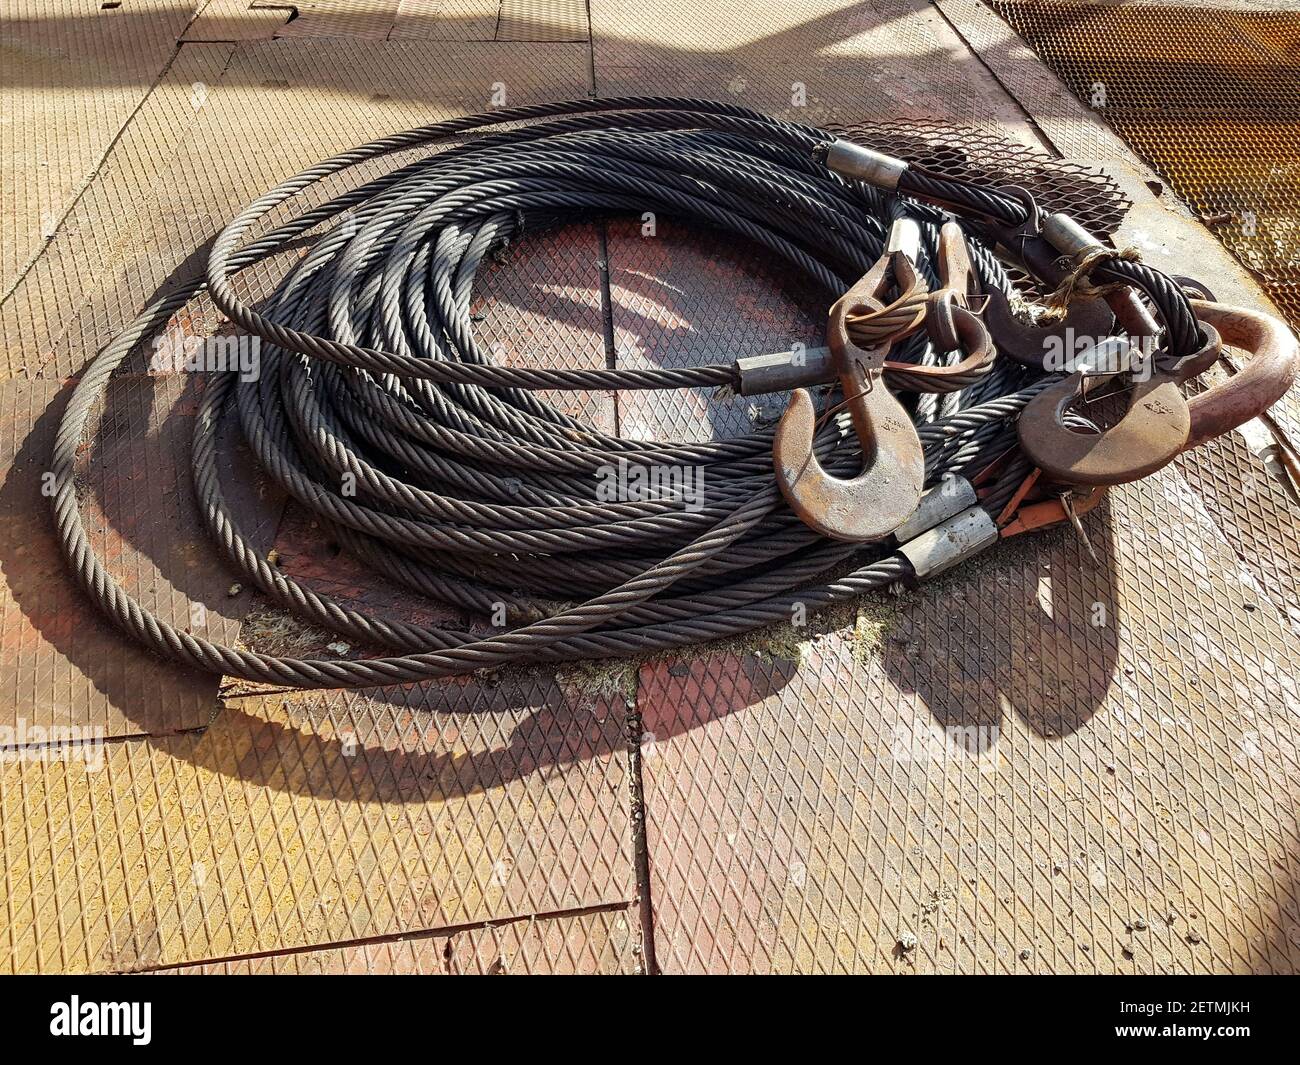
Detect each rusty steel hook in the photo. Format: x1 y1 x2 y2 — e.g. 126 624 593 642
1017 325 1222 485
1184 299 1300 450
982 288 1116 370
904 222 997 390
1017 297 1300 486
773 229 926 541
924 221 985 352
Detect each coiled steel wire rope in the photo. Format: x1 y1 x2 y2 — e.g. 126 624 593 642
50 98 1177 690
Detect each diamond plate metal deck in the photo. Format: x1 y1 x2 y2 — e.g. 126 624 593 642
0 375 276 738
591 0 1045 142
639 467 1300 973
1 37 593 379
3 0 1300 976
0 0 195 294
278 0 404 41
0 675 634 972
152 906 640 973
183 1 292 42
499 0 588 42
606 216 824 442
475 222 616 432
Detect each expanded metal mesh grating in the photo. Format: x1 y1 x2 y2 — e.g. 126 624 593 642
991 1 1300 327
835 119 1130 236
830 119 1130 294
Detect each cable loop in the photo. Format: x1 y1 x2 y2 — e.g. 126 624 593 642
48 98 1063 690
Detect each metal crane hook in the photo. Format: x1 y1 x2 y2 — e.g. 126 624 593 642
1017 324 1222 485
772 224 927 542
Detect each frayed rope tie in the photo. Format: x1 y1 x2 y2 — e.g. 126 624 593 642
1041 244 1142 321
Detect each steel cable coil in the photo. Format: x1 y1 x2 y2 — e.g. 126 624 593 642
52 97 1087 690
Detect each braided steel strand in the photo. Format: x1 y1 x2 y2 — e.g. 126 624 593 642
52 99 1100 691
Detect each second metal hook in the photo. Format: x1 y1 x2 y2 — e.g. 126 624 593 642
1017 325 1222 485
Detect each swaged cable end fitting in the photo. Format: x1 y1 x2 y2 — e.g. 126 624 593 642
1042 212 1104 258
892 477 978 543
735 347 834 395
898 506 1000 579
824 140 908 190
886 217 922 260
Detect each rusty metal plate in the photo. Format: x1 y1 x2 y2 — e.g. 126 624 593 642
1 42 236 380
1174 432 1300 629
498 0 589 42
1 38 593 379
276 0 404 40
151 906 641 973
0 674 634 973
590 0 1044 140
390 0 502 41
474 222 616 432
607 216 823 442
0 376 274 738
638 463 1300 973
184 0 293 41
0 0 195 294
